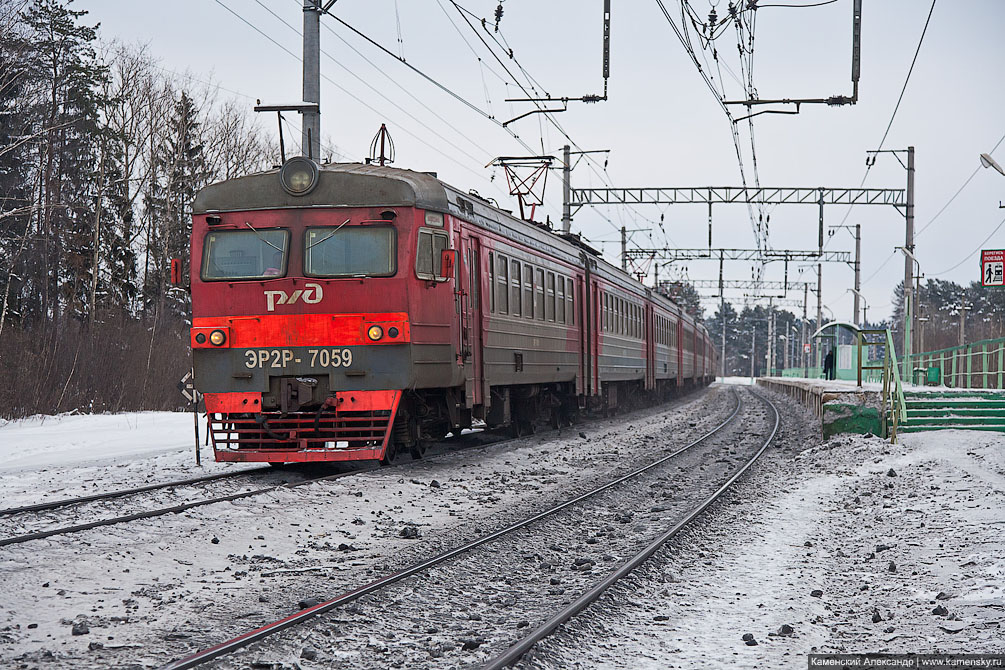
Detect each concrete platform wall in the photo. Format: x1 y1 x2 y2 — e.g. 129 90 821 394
756 378 884 438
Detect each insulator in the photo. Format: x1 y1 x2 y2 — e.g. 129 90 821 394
494 3 503 31
708 8 718 26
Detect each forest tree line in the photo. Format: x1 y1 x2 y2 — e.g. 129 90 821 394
0 0 275 418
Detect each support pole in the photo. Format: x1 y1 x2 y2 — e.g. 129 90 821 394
562 144 572 233
853 223 861 326
959 301 968 347
721 295 726 379
802 283 809 377
750 327 756 381
903 145 915 379
621 226 627 271
816 263 823 373
302 0 322 160
719 251 725 378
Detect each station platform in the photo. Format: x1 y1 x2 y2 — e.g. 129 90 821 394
747 377 1005 437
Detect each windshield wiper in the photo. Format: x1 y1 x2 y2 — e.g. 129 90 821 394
306 218 352 250
243 222 286 253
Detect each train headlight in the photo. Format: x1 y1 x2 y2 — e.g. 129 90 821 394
209 329 227 346
366 325 384 341
279 157 319 196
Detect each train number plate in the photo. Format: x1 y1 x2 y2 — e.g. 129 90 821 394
243 348 354 369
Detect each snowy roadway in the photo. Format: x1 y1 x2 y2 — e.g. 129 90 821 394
1 386 1002 668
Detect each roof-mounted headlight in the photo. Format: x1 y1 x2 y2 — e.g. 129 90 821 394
280 157 319 196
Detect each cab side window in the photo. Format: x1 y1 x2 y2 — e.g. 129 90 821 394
415 229 450 280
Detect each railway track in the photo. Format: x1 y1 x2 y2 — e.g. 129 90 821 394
0 468 371 548
160 387 773 670
0 390 712 550
0 466 273 517
483 388 780 669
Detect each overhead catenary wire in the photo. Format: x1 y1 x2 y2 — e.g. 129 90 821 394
656 0 764 260
321 10 537 155
916 131 1005 238
930 212 1005 277
446 0 664 242
758 0 839 7
213 0 519 197
861 132 1004 287
261 0 494 168
833 0 937 231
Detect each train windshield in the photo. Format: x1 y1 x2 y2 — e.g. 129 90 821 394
305 226 396 277
201 229 289 280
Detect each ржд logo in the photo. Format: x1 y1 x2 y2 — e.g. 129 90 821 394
264 282 323 311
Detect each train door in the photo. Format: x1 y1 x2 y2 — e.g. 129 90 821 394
462 236 484 407
586 277 594 393
676 317 684 388
577 275 586 396
645 304 655 391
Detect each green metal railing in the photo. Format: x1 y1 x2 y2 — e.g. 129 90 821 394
907 337 1005 390
881 329 908 443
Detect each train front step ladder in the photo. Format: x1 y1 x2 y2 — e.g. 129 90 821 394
894 391 1005 433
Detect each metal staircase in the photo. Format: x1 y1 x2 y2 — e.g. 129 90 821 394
898 391 1005 433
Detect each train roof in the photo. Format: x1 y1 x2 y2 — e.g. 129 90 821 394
192 162 450 215
192 161 705 330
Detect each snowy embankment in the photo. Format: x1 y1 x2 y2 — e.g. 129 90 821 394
0 412 251 509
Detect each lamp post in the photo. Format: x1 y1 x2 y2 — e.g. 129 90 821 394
981 152 1005 208
896 246 922 380
849 288 869 326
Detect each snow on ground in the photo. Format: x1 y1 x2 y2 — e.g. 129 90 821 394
717 376 755 385
0 389 736 668
0 412 258 509
0 411 202 472
530 404 1005 668
5 391 999 669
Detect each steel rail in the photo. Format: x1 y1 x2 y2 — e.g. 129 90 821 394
160 389 742 670
0 466 272 516
480 389 780 669
0 397 685 547
0 468 374 548
0 409 613 547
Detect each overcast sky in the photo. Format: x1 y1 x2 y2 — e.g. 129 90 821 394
78 0 1005 323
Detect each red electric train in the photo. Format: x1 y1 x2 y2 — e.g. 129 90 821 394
188 157 714 464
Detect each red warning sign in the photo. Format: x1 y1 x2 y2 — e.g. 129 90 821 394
981 249 1005 286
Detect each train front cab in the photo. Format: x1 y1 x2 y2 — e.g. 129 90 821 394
189 162 459 463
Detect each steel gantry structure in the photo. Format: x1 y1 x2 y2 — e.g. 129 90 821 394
565 183 908 375
626 248 851 263
570 186 904 208
648 247 851 375
682 279 816 293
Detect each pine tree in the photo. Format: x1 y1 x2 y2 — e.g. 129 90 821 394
143 90 210 320
22 0 108 323
0 0 44 332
